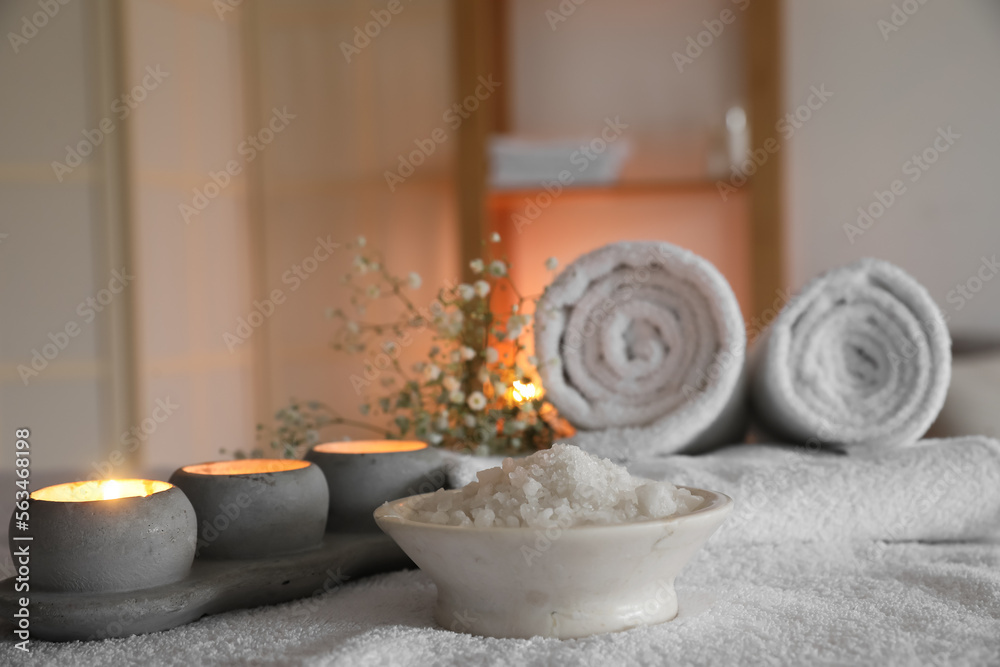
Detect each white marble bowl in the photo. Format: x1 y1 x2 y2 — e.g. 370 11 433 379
374 486 732 639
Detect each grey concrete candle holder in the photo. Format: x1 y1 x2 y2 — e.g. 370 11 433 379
10 480 196 593
305 441 446 532
168 459 328 559
0 532 410 641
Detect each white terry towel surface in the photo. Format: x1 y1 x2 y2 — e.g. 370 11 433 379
750 258 951 449
534 241 747 458
10 441 1000 666
444 436 1000 547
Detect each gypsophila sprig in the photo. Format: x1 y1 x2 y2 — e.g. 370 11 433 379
252 235 569 458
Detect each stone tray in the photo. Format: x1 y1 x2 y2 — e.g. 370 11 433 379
0 532 410 642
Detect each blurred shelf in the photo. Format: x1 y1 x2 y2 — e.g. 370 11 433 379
487 179 744 205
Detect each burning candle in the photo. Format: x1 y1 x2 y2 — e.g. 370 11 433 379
13 479 197 593
305 441 445 532
168 459 328 559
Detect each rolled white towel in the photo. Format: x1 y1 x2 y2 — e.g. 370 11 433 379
751 258 951 449
534 241 747 458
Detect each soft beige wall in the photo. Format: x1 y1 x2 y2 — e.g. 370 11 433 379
0 1 126 475
784 0 1000 334
250 0 460 440
123 0 256 470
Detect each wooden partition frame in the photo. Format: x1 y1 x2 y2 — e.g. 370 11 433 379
451 0 508 282
746 0 786 318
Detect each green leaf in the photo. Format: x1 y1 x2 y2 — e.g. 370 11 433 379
394 416 411 435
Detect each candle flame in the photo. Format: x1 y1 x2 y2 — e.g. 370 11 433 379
102 479 122 501
512 380 538 402
313 441 428 455
31 479 172 502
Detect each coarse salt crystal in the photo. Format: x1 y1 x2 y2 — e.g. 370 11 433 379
409 443 702 528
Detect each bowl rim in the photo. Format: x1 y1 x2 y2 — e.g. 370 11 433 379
374 485 732 534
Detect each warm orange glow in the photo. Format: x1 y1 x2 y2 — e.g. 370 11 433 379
314 440 428 454
181 459 311 475
32 479 173 502
512 380 539 402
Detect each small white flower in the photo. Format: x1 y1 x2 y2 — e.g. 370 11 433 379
356 235 367 247
474 280 490 298
407 272 422 289
428 432 443 445
457 284 475 301
488 260 507 277
424 364 441 381
490 232 501 243
545 256 558 271
435 411 449 430
460 346 476 361
509 419 527 432
469 258 484 274
366 284 380 298
485 347 499 364
477 366 491 382
493 381 507 396
346 320 360 334
463 414 477 428
449 390 465 404
353 255 368 274
443 376 461 392
467 391 487 411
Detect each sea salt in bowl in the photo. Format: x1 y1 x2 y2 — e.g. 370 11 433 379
374 444 732 639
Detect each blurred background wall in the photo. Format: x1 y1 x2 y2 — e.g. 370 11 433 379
1 0 999 487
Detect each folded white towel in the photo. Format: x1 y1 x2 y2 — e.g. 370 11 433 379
444 436 1000 547
750 258 951 449
534 241 747 457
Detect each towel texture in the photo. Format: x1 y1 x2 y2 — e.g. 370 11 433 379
445 437 1000 547
750 258 951 449
7 444 999 666
534 241 746 458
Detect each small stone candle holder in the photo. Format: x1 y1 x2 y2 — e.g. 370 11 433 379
11 479 197 593
305 441 445 532
168 459 328 559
